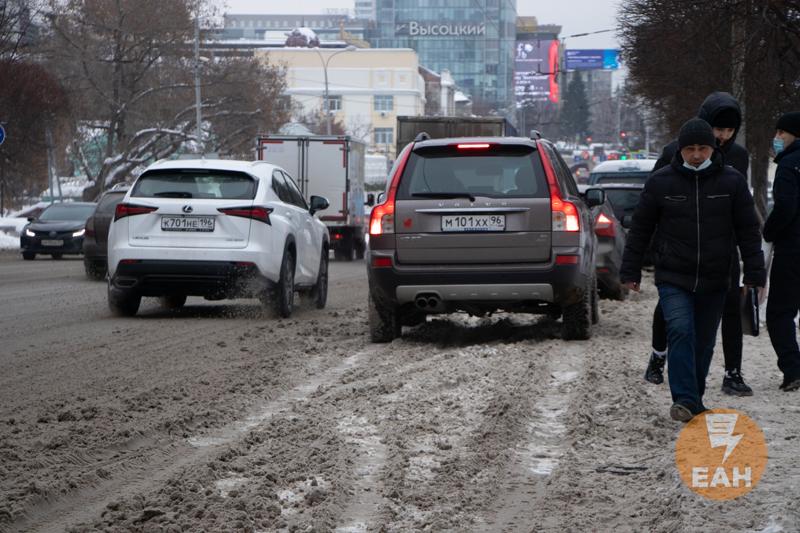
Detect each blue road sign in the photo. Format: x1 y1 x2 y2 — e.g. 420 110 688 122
0 125 5 146
565 49 620 70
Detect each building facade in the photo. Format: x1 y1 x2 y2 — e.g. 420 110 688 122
367 0 517 119
256 48 425 158
220 14 370 42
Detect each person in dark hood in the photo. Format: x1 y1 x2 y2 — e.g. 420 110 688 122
621 118 765 422
764 111 800 391
644 92 754 397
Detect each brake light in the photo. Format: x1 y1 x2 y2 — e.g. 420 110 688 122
538 141 580 232
456 143 491 150
114 203 157 221
371 256 393 268
217 206 272 224
369 143 413 236
595 213 615 237
556 255 579 265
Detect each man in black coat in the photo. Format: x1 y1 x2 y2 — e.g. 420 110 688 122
621 118 766 421
764 111 800 391
644 92 754 397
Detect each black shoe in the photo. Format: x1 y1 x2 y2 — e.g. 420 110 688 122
670 403 694 422
721 369 754 397
781 375 800 391
644 352 666 384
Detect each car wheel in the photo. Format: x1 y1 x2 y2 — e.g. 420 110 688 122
591 275 600 325
308 247 329 309
51 253 63 260
159 294 187 310
369 292 401 343
272 250 295 318
562 275 593 340
22 252 35 261
611 284 629 301
84 260 106 281
108 284 141 317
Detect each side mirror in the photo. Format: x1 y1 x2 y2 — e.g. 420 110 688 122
622 215 633 229
27 216 35 222
365 193 375 207
377 192 386 204
584 188 605 208
309 195 329 215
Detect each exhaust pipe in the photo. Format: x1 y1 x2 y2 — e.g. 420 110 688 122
427 297 439 308
415 297 428 309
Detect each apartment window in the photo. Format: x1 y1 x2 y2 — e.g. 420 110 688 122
374 95 394 112
374 128 393 145
327 95 342 112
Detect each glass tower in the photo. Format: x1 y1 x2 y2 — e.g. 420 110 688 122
369 0 517 118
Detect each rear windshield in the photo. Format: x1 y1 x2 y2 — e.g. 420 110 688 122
590 172 650 185
604 189 643 217
396 144 548 200
39 204 96 221
132 170 256 199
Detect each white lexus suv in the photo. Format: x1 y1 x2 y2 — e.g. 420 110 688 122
107 159 330 317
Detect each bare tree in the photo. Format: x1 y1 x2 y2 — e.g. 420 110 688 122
42 0 289 190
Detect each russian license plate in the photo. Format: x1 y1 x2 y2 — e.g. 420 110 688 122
41 239 63 246
441 214 505 232
161 215 215 232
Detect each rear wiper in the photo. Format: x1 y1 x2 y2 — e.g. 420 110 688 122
412 192 476 202
153 191 193 198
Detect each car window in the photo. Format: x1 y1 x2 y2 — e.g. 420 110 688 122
281 171 308 210
396 144 548 200
97 192 126 214
271 170 293 204
39 204 96 221
590 172 650 185
132 170 256 199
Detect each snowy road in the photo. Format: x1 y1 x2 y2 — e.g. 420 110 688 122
0 251 797 532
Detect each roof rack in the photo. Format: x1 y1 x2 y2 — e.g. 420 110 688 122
414 131 431 142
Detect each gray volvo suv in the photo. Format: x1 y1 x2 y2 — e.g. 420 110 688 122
366 135 605 342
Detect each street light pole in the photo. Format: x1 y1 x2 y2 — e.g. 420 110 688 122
314 46 357 135
194 13 203 154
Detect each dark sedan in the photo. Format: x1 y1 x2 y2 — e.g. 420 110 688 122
20 202 97 260
83 186 129 279
580 185 628 300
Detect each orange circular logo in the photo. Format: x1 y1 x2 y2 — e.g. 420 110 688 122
675 408 768 500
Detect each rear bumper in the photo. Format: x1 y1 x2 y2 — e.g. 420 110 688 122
367 251 588 311
110 260 271 298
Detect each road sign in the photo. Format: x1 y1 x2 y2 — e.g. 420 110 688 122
0 125 5 146
565 49 620 70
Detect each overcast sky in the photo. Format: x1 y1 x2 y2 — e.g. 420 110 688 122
221 0 623 49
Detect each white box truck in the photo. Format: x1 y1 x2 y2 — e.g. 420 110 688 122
256 135 371 260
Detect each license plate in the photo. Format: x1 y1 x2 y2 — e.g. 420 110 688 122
161 215 215 232
441 214 505 232
41 239 63 246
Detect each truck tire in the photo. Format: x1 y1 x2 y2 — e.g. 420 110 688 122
369 292 400 343
562 275 593 340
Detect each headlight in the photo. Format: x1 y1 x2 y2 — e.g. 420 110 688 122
25 228 35 237
72 228 85 237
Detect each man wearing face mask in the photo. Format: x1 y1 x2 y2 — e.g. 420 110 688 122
644 92 754 397
620 118 766 422
764 111 800 391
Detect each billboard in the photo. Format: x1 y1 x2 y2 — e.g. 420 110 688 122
514 40 560 105
565 49 620 70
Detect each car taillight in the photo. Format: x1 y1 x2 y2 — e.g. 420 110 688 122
538 140 580 232
217 206 273 224
556 255 579 265
456 143 491 150
369 143 413 236
114 203 157 221
595 213 615 237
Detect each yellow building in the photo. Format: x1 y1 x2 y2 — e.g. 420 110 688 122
257 47 426 159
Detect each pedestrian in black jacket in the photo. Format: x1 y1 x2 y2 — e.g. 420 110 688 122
621 118 766 422
644 92 754 397
764 111 800 391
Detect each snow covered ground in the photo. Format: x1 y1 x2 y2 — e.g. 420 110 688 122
0 231 19 250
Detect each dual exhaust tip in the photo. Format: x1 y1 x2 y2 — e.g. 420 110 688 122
415 294 442 310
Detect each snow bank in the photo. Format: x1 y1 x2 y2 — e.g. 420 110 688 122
0 231 19 250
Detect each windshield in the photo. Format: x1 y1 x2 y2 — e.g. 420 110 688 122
132 170 256 199
590 172 650 185
38 204 96 222
396 145 548 200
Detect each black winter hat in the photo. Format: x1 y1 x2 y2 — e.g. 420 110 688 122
710 108 740 129
678 118 716 149
776 111 800 137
